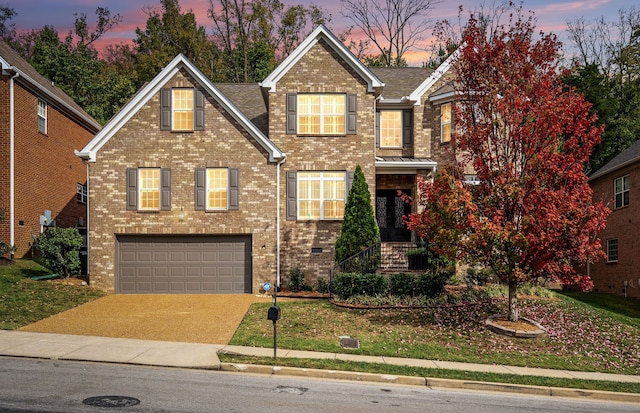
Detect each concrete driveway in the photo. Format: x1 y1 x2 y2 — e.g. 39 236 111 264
19 294 264 345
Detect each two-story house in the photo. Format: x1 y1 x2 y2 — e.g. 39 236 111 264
76 25 457 294
0 41 101 261
587 139 640 299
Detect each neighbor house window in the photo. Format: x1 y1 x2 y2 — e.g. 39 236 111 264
37 99 47 134
160 88 204 131
126 168 171 211
298 94 345 135
380 111 402 147
441 103 451 143
614 175 629 208
607 238 618 262
76 183 87 204
194 168 239 211
297 172 346 220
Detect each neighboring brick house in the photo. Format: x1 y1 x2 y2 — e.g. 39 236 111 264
0 41 101 260
587 139 640 299
77 25 458 294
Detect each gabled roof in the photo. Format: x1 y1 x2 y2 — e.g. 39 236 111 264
589 139 640 181
0 41 100 133
260 25 384 93
408 47 461 105
371 67 432 101
76 54 285 163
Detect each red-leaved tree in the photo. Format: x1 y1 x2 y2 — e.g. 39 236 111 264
406 11 610 322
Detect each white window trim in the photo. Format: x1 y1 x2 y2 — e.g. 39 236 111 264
206 168 229 211
297 171 346 220
171 88 194 131
76 183 87 204
298 94 346 135
441 102 451 143
138 168 161 211
38 99 47 134
379 110 403 148
614 175 629 209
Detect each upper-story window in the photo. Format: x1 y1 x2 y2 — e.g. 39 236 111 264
606 238 619 262
286 93 357 135
377 110 412 148
160 88 205 132
76 183 87 204
194 167 239 211
298 94 345 135
380 111 402 147
37 99 47 134
441 103 452 143
126 168 171 211
614 175 629 209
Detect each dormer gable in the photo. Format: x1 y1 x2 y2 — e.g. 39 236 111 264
76 54 284 163
260 25 384 94
408 46 461 105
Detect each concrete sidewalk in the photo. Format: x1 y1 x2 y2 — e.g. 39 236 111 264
1 330 638 404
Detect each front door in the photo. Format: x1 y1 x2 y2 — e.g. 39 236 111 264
376 189 412 242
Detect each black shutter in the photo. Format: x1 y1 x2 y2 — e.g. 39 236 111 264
194 89 205 130
346 94 357 134
126 168 138 210
160 89 171 130
402 109 413 148
286 171 297 220
195 168 206 210
286 94 297 134
228 168 239 210
160 168 171 210
346 170 354 197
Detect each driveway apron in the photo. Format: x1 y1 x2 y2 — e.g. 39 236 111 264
18 294 258 345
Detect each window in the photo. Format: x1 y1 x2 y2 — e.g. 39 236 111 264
195 168 239 211
380 111 402 147
286 94 357 135
297 172 346 220
607 238 618 262
76 183 87 204
298 94 345 135
441 103 451 143
126 168 171 211
37 99 47 134
614 175 629 208
160 88 204 131
377 110 412 148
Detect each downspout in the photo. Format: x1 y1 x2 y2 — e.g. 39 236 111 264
9 70 18 258
84 160 90 284
276 155 287 288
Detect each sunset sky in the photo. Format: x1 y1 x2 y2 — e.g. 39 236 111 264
4 0 637 66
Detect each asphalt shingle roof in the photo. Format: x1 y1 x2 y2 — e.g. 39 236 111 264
371 67 433 99
590 139 640 180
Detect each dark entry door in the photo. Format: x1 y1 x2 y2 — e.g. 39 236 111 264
376 189 411 242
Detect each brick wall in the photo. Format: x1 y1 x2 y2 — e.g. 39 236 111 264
0 76 10 249
1 78 93 257
589 164 640 299
267 39 377 284
88 69 278 292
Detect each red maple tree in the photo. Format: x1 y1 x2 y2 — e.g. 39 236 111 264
406 12 610 321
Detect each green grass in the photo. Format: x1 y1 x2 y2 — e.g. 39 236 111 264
230 293 640 375
0 259 105 329
558 291 640 329
218 354 640 394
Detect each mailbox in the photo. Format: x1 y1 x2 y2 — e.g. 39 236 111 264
267 305 281 321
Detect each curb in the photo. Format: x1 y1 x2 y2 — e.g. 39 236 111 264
220 363 640 404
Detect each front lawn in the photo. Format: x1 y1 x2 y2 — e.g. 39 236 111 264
230 292 640 375
0 259 105 330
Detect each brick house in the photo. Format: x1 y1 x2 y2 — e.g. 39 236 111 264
0 41 101 260
77 25 458 294
587 139 640 299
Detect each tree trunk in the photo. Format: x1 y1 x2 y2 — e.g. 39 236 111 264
508 280 518 322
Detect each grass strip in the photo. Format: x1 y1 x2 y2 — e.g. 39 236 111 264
218 353 640 394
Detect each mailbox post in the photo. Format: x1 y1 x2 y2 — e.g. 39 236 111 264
264 282 280 359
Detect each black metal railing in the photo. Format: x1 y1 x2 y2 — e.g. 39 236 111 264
329 242 381 295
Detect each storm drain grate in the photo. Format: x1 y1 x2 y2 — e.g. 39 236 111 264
339 335 360 349
82 396 140 408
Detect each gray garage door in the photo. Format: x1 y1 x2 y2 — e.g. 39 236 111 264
115 234 252 294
